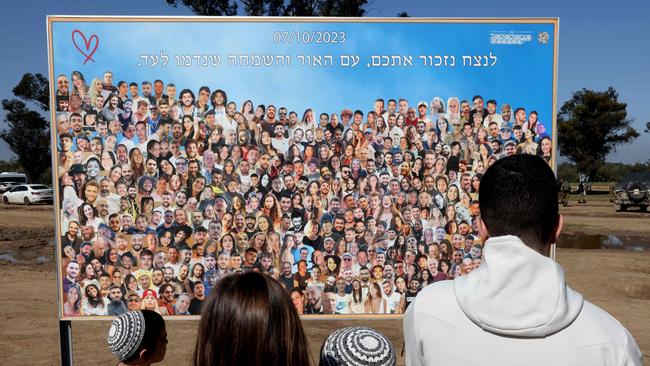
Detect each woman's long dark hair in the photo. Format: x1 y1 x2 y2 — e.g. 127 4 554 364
68 283 82 312
193 271 311 366
85 283 104 308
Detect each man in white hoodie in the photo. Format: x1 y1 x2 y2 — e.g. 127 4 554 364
404 154 642 366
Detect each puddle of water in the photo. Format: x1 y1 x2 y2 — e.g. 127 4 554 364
0 253 18 263
35 256 51 264
558 233 650 251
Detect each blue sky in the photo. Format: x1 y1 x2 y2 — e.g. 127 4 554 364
1 0 649 163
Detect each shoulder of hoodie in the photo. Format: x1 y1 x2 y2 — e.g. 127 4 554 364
410 280 641 350
571 299 641 350
410 280 464 325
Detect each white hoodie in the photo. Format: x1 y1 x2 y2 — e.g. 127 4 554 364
404 235 642 366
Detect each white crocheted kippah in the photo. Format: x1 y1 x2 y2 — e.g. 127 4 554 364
107 310 146 361
321 326 396 366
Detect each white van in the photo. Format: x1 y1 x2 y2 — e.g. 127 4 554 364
0 172 28 193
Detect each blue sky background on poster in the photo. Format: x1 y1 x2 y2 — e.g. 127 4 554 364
52 20 555 136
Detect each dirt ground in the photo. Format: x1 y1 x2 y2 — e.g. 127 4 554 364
0 203 648 365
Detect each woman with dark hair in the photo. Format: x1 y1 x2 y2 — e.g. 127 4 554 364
123 274 139 296
241 99 254 121
536 135 552 164
289 287 305 315
349 279 366 314
386 247 399 263
252 104 265 123
439 259 451 276
103 248 119 274
445 220 458 235
470 173 482 198
420 268 434 287
393 235 406 260
446 185 460 206
286 144 302 163
82 279 108 315
260 194 282 229
218 233 237 255
159 158 175 179
101 150 117 171
222 158 236 178
78 202 101 229
182 115 199 141
190 176 206 200
189 262 205 283
439 240 453 261
193 271 311 366
137 175 156 197
524 110 540 138
80 262 97 287
328 155 341 175
141 196 154 216
323 255 341 278
64 283 82 317
256 215 273 235
304 145 316 162
259 130 278 156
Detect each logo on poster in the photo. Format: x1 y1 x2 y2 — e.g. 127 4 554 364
538 32 550 44
490 31 533 45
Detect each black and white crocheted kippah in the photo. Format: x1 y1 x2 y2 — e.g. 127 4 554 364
320 326 396 366
107 310 146 361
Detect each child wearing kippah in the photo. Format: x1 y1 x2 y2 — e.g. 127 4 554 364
320 326 396 366
107 310 167 365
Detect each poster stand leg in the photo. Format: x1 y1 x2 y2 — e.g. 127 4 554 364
59 320 73 366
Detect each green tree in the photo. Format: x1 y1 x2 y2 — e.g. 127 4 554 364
557 87 639 179
166 0 367 16
1 73 52 183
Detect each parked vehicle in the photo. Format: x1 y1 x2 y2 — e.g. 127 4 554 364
613 172 650 212
0 172 28 193
1 184 53 205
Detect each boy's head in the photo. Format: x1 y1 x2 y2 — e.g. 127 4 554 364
320 326 396 366
108 310 167 364
478 154 561 254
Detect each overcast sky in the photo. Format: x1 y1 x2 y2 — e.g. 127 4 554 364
1 0 648 163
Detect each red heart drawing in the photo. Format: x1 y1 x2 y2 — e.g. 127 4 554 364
72 30 99 65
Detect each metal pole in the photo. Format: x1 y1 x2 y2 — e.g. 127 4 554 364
59 320 73 366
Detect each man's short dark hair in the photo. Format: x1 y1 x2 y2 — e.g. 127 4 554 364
479 155 559 251
190 280 204 292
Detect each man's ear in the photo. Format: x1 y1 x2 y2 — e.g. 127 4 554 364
548 214 563 245
478 216 489 241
